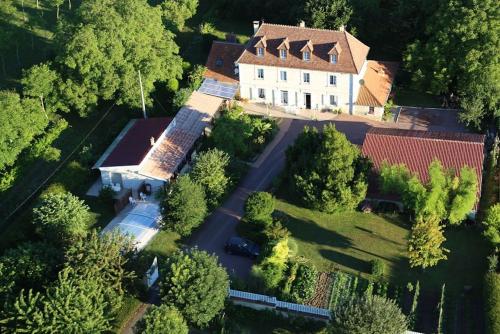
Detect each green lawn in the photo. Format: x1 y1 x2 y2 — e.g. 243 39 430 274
275 199 490 292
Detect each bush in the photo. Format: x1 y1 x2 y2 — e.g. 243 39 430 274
167 78 179 92
290 263 318 303
484 203 500 247
245 191 275 226
0 166 18 192
160 175 207 237
99 185 115 204
134 305 188 334
251 238 289 292
28 118 68 160
485 272 500 334
172 88 192 111
332 295 408 334
371 259 385 279
188 65 206 90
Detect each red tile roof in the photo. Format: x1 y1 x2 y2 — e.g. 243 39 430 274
362 128 485 203
101 117 173 167
356 61 399 107
205 41 245 84
237 23 370 74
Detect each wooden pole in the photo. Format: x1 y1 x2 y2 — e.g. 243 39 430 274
138 70 147 119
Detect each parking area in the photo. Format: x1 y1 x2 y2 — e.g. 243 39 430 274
396 106 466 132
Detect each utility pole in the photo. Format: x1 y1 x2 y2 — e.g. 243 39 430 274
138 70 147 119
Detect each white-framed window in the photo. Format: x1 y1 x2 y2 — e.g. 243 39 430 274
257 68 264 79
329 74 337 86
369 106 375 114
279 49 287 59
257 47 264 57
330 54 337 64
303 72 310 83
280 70 287 81
258 88 265 99
329 95 338 106
281 90 289 105
303 51 311 61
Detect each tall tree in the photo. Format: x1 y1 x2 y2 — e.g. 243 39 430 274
408 217 448 269
448 166 478 224
32 191 91 245
54 0 184 115
483 203 500 247
190 148 230 208
159 248 229 327
285 124 369 213
161 0 199 31
0 91 48 170
134 305 188 334
160 175 207 237
404 0 499 129
304 0 353 30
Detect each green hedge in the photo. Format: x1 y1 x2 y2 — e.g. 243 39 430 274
484 272 500 334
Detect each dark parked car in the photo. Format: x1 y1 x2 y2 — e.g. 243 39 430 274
224 237 260 259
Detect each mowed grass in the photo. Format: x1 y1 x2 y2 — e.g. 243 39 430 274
276 199 409 280
276 199 490 292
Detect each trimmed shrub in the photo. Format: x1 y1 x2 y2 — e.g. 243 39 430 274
172 88 192 111
485 272 500 334
244 191 275 226
134 304 188 334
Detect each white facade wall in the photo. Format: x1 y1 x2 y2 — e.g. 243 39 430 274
238 61 366 114
99 166 166 194
353 105 384 119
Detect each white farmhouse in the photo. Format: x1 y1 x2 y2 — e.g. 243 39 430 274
234 22 398 118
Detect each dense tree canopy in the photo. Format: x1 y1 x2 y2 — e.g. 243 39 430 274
160 175 207 237
285 124 369 213
404 0 499 129
53 0 183 115
190 148 231 208
331 295 408 334
32 191 91 244
304 0 352 30
161 0 199 31
244 191 275 226
21 63 61 115
135 305 188 334
159 248 229 327
0 91 48 170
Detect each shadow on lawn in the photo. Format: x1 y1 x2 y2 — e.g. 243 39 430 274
319 249 370 274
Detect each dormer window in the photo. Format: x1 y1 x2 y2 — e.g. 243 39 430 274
254 35 267 58
303 51 311 61
280 49 287 59
300 40 314 62
257 47 264 57
330 54 337 64
328 42 342 65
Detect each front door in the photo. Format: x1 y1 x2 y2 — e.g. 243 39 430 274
304 93 311 109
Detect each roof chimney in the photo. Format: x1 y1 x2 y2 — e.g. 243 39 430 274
339 25 345 32
299 20 305 28
150 136 155 146
253 21 260 34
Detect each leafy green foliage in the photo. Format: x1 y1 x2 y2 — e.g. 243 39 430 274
285 124 368 213
159 248 229 327
244 191 275 226
483 203 500 247
289 263 318 303
304 0 353 30
160 175 207 237
54 0 183 115
408 217 448 269
21 63 60 114
32 191 91 245
331 295 408 334
380 160 478 224
172 87 192 111
370 259 385 279
0 91 48 170
188 64 206 90
135 304 188 334
251 237 289 292
161 0 199 31
211 106 278 160
484 272 500 334
190 148 230 208
403 0 499 129
28 118 68 161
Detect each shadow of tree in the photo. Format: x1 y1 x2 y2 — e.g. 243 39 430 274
319 249 370 274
